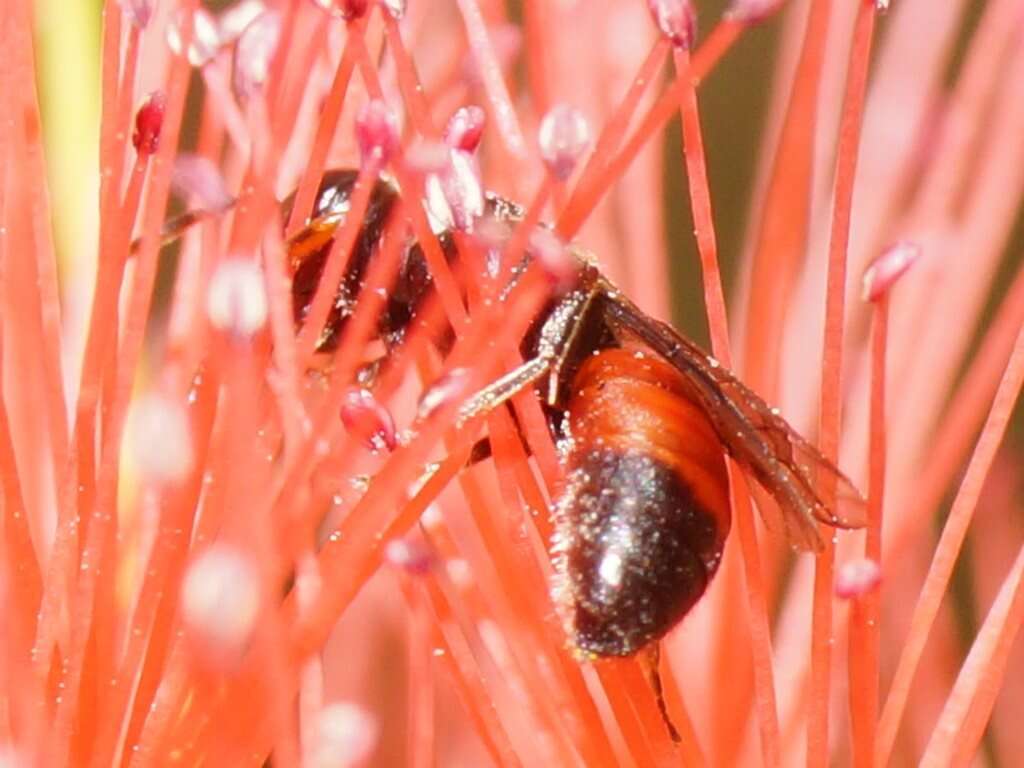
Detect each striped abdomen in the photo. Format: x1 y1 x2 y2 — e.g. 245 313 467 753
552 347 731 657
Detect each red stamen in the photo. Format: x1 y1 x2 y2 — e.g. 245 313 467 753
836 558 882 600
810 1 877 762
848 289 889 768
922 542 1024 764
673 45 780 766
382 12 435 137
338 0 370 21
876 324 1024 765
454 0 528 165
285 21 363 236
557 20 743 238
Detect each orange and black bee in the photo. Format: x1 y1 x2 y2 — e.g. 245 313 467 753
277 168 867 662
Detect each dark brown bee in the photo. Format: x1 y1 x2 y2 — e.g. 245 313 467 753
281 169 867 664
153 167 864 741
168 167 864 660
550 347 731 657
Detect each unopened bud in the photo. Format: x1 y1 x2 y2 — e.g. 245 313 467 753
207 258 268 335
340 388 397 452
384 538 431 574
181 546 261 667
862 241 921 302
836 557 882 599
309 703 379 768
538 105 591 181
132 91 166 156
355 100 400 167
445 105 486 153
129 394 193 483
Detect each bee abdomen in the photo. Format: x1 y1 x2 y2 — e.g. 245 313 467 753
553 349 730 657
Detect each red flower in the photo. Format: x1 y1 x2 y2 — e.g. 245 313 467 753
6 0 1024 765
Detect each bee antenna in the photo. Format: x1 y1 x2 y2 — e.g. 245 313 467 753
128 198 239 256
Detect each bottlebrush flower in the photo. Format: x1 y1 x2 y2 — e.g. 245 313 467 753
5 0 1024 765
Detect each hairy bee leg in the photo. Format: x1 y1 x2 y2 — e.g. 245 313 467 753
640 643 681 744
456 356 552 425
456 284 605 425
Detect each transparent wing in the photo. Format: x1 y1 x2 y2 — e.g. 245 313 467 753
602 292 866 552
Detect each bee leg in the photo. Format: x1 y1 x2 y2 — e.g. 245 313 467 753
456 284 606 425
639 643 681 744
456 356 552 425
464 396 540 468
129 203 237 256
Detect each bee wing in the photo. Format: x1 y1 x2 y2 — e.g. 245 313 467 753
755 405 868 528
602 293 866 552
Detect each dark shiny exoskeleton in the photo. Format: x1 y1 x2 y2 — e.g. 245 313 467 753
285 170 866 659
283 170 415 352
